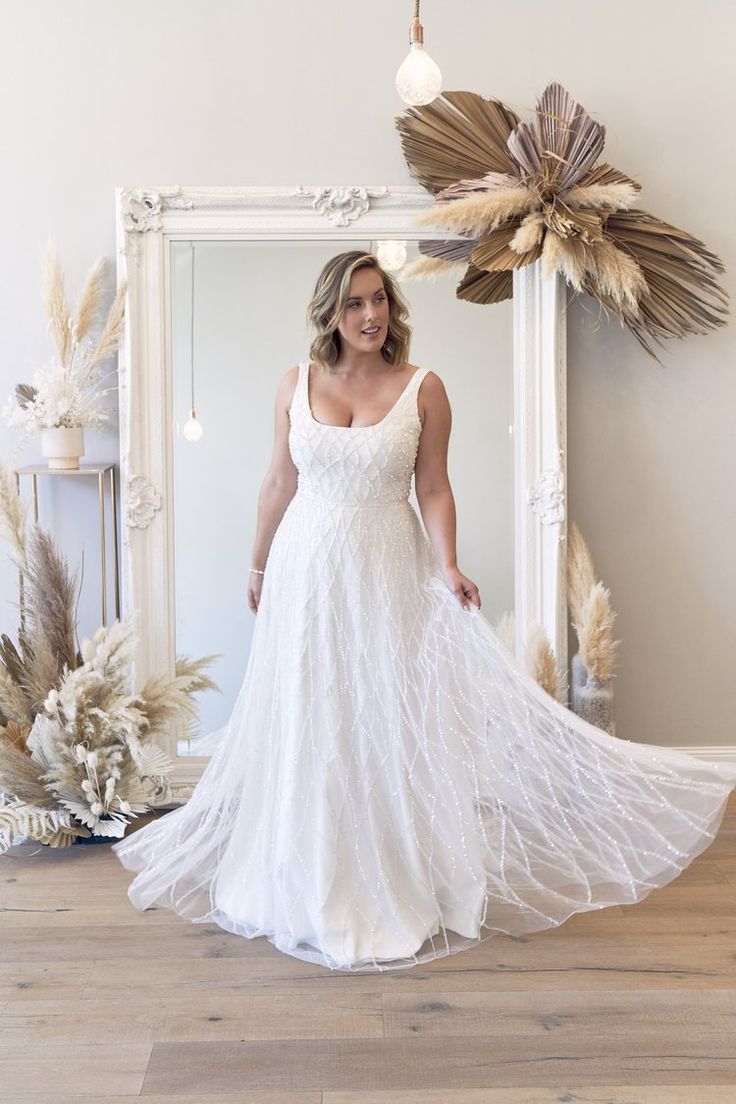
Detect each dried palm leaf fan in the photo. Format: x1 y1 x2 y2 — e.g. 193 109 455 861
395 82 729 363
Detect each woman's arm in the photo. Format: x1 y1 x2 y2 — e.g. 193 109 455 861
414 371 481 612
248 365 300 612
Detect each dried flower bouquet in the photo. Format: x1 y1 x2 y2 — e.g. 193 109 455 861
0 463 219 851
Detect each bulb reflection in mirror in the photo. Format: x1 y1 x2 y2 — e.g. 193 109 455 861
376 240 407 271
183 410 204 441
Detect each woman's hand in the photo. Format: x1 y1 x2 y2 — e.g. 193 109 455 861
442 565 481 612
247 571 264 614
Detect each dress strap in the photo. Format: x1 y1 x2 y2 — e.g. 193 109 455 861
297 360 310 416
394 365 430 420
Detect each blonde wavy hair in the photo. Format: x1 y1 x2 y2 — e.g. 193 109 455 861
306 251 412 374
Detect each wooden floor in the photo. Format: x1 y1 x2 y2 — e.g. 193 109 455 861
2 797 736 1104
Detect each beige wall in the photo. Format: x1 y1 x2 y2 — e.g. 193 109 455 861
0 0 733 747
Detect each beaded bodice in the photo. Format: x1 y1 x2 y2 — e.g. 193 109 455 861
287 361 430 507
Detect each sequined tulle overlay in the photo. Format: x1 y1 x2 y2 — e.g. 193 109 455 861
112 361 736 972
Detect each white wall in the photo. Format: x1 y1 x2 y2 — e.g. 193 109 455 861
1 0 734 748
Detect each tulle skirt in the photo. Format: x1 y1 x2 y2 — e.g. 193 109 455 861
112 493 736 972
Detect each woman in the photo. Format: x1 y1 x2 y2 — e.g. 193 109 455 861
113 250 736 973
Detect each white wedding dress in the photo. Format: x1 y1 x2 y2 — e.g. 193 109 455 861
112 360 736 972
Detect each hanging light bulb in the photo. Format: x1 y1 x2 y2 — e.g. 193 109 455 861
183 242 203 442
395 1 442 106
376 240 407 271
183 408 204 441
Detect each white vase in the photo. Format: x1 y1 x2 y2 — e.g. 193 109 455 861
40 426 85 470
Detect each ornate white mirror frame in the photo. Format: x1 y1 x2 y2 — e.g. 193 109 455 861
114 184 566 799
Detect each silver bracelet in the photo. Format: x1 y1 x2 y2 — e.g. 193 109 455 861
249 567 266 575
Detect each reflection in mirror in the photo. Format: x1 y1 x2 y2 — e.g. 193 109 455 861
170 240 513 755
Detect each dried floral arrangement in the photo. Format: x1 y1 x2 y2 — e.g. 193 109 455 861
567 520 620 684
0 463 219 851
567 521 620 735
1 241 127 448
493 609 566 703
395 81 729 363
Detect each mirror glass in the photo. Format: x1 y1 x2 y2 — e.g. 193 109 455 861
170 239 514 754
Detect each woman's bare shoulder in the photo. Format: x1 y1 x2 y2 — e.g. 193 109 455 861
277 363 301 402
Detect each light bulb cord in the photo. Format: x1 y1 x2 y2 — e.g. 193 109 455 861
409 2 423 45
190 242 196 415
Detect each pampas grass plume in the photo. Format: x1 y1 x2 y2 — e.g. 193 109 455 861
577 581 620 683
524 621 564 701
567 521 597 627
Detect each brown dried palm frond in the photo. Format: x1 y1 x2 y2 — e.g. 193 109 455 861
567 521 597 627
395 89 522 194
0 733 54 806
395 80 729 359
0 634 25 690
24 527 79 677
576 582 620 683
40 240 73 370
74 257 107 342
597 209 729 343
2 720 30 754
14 383 37 410
511 81 605 194
0 664 32 727
473 219 544 272
456 264 514 305
573 161 643 195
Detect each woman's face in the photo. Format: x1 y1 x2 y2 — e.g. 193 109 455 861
335 267 391 355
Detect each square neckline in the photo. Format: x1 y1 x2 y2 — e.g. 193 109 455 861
302 361 423 431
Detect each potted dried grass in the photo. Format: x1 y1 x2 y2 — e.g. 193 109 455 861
1 241 127 468
567 522 621 735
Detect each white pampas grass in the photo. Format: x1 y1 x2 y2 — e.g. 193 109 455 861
2 241 127 447
576 582 620 683
412 187 540 236
567 521 597 628
399 256 468 282
524 621 565 702
567 522 621 686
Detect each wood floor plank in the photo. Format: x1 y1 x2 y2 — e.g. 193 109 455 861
0 1041 152 1096
324 1090 736 1104
6 1090 735 1104
0 959 94 1001
140 1033 736 1094
80 930 736 998
0 922 275 962
1 1096 321 1104
382 987 736 1037
323 1089 736 1103
0 990 383 1042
